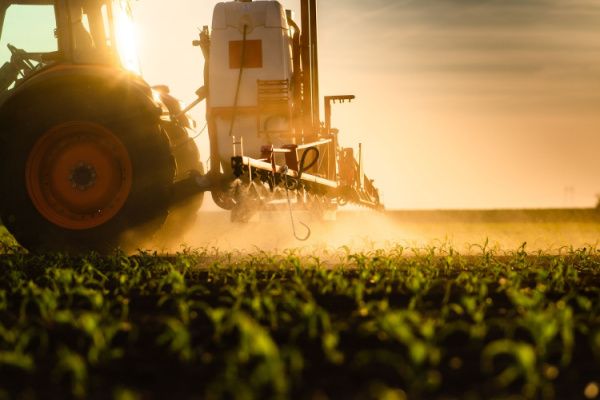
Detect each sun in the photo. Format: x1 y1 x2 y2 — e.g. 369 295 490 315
113 0 140 74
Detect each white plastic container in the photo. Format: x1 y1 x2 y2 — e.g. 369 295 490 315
209 1 294 164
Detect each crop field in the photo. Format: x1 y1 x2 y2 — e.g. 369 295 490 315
0 211 600 399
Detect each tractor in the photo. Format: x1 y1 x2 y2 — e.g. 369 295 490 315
0 0 381 253
0 0 204 252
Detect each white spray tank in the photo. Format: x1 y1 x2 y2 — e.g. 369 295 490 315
208 0 294 166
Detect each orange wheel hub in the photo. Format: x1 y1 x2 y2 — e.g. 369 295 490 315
26 121 133 230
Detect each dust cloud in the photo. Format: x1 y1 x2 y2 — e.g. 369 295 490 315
149 209 600 255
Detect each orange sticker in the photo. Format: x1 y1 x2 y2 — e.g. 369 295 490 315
229 40 263 69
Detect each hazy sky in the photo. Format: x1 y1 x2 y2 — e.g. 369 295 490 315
3 0 600 209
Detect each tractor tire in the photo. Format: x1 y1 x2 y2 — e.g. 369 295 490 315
0 78 174 253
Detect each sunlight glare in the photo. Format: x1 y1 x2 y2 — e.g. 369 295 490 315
113 0 140 74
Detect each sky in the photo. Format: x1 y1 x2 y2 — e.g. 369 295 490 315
3 0 600 209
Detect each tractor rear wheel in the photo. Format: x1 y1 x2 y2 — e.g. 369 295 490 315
0 79 174 253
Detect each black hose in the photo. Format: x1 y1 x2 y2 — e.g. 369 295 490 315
287 146 319 190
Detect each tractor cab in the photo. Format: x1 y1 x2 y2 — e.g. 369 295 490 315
0 0 139 93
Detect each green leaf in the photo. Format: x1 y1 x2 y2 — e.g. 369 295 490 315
0 351 34 372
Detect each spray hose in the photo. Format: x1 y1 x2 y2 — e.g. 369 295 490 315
286 146 320 190
282 166 311 241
